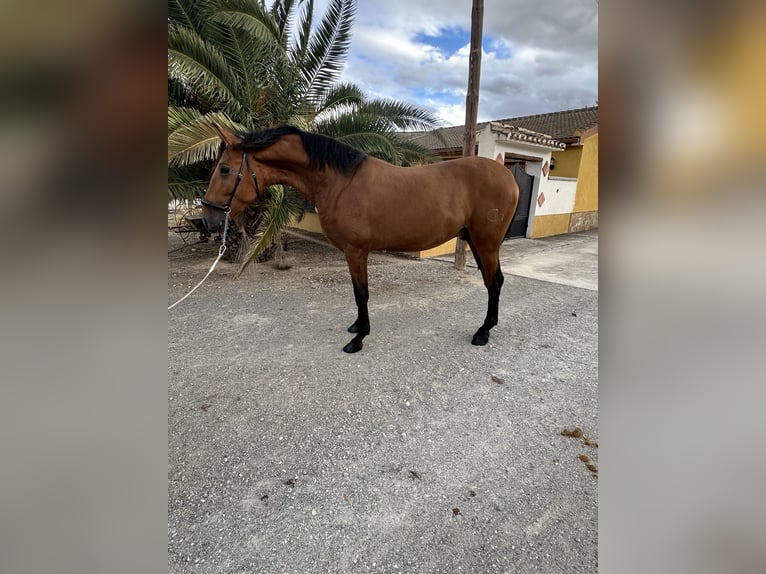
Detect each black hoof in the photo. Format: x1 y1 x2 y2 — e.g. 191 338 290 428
342 339 364 353
471 330 490 346
348 322 359 333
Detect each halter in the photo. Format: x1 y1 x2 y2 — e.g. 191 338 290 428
201 151 261 212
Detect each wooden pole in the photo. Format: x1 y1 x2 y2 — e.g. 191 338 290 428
455 0 484 270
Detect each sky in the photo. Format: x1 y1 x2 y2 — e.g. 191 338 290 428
319 0 599 126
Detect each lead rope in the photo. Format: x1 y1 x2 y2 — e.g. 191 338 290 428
168 214 230 310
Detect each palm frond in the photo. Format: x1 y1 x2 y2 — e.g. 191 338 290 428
169 158 217 202
292 0 315 64
168 106 203 136
344 133 404 164
169 0 216 33
271 0 299 46
216 25 277 116
168 24 243 115
315 110 380 137
355 98 444 132
236 186 305 276
212 0 282 43
387 135 439 165
168 109 244 167
302 0 356 96
318 113 401 162
317 111 438 165
168 180 209 202
285 113 312 131
256 51 307 126
312 82 365 116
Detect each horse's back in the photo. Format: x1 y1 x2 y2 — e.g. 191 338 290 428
326 155 519 252
426 156 519 216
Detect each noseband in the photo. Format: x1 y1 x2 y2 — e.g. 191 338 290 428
201 151 261 212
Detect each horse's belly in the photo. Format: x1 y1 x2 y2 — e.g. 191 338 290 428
368 216 463 252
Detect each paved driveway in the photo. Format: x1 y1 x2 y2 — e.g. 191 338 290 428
168 229 598 573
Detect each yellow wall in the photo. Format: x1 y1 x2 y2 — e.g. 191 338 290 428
531 214 571 238
551 147 582 178
532 130 598 238
290 211 324 234
573 132 598 212
417 238 458 258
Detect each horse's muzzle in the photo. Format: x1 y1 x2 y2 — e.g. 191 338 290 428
201 205 226 233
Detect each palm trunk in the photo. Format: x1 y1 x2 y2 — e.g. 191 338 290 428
224 205 281 265
224 205 261 263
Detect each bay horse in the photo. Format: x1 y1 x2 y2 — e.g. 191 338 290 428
202 125 519 353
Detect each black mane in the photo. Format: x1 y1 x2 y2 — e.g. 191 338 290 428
237 125 366 176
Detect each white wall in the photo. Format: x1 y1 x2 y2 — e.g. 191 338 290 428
534 176 578 216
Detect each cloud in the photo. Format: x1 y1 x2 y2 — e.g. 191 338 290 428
336 0 598 124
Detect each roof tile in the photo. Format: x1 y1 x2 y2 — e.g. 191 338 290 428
405 105 598 151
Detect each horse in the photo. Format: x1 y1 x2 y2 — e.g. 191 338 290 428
202 124 519 353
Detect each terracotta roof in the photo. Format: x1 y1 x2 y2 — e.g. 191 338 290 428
405 105 598 151
495 106 598 142
487 122 565 150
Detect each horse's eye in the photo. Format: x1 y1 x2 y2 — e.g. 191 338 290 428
219 165 231 175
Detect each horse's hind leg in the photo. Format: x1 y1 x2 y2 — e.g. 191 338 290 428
467 241 504 346
461 227 483 271
342 248 370 353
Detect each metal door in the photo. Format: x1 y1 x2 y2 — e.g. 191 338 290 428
506 163 534 238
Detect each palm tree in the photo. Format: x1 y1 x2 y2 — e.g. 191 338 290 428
168 0 442 271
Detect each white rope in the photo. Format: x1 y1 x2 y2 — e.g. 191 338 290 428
168 215 230 310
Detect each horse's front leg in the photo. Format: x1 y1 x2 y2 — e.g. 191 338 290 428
342 248 370 353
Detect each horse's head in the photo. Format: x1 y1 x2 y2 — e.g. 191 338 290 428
202 126 264 233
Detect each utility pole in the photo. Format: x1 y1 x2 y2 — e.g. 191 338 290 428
455 0 484 270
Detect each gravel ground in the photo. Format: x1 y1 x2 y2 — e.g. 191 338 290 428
168 229 598 573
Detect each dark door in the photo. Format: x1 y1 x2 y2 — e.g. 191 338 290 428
506 163 534 238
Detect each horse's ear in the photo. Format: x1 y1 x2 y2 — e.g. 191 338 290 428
213 124 240 147
495 153 504 164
